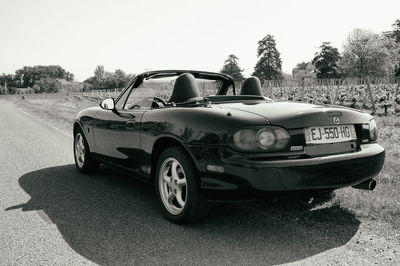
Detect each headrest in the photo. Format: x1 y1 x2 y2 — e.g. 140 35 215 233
240 76 262 96
169 73 202 103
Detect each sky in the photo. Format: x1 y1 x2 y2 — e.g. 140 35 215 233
0 0 399 81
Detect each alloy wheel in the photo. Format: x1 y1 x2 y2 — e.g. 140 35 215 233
159 157 187 215
75 132 85 168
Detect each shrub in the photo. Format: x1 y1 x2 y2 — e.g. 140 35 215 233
35 78 61 93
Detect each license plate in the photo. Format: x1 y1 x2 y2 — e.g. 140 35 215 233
304 125 356 144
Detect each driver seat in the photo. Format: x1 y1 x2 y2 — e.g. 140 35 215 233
169 73 202 104
240 76 263 96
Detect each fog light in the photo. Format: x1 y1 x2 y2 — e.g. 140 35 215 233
206 165 224 173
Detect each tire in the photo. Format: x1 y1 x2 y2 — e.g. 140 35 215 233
155 147 210 224
73 127 100 174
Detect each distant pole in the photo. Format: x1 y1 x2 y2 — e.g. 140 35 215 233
395 81 400 114
366 77 377 114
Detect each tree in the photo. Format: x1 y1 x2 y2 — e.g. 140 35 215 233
13 65 74 88
220 54 244 80
295 62 308 70
389 19 400 43
292 62 307 76
312 42 341 78
0 73 16 88
94 65 105 80
84 66 134 90
340 29 400 79
35 78 61 93
386 19 400 77
114 69 133 87
252 35 283 81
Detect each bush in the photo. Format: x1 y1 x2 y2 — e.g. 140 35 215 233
32 85 40 94
35 78 61 93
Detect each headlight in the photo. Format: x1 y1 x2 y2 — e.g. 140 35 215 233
232 129 259 151
369 119 378 141
230 126 291 152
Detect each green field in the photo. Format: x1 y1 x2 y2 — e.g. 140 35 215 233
5 92 400 229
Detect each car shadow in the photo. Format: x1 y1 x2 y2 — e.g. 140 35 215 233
7 165 360 265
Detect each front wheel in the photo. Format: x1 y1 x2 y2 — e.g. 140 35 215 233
155 147 210 224
74 128 100 174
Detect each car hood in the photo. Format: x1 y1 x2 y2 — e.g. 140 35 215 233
216 101 372 129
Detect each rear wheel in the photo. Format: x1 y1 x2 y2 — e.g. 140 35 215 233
74 128 100 174
155 147 210 224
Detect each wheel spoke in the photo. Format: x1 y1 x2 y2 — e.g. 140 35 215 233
171 161 179 179
175 190 185 208
176 177 186 187
163 175 170 184
167 192 174 204
162 169 170 183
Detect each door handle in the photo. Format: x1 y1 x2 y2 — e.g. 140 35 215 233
126 120 136 129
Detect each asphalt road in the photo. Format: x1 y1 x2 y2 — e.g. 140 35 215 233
0 99 399 265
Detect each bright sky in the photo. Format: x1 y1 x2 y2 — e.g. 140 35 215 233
0 0 399 81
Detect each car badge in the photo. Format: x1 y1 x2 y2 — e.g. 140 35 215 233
333 117 340 124
290 145 303 151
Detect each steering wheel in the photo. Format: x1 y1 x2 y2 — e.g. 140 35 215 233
129 104 141 109
153 97 166 106
152 97 167 108
127 97 167 109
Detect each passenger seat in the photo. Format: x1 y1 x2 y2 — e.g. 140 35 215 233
240 76 263 96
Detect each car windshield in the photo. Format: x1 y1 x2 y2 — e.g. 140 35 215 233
137 76 231 103
115 71 237 109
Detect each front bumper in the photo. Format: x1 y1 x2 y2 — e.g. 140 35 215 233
186 143 385 199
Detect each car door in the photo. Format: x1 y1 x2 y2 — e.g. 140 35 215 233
92 83 152 173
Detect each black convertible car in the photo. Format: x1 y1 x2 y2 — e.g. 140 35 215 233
73 70 385 224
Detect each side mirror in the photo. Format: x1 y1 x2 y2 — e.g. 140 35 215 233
100 98 115 110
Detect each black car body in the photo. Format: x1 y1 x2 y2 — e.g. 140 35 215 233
73 70 385 223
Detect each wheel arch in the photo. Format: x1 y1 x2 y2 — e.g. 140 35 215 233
73 121 94 153
150 136 199 182
73 121 83 136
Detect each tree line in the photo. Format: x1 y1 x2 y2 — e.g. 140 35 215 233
0 65 134 94
0 65 74 94
83 65 134 91
221 19 400 83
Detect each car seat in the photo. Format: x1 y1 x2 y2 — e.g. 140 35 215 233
169 73 202 104
240 76 263 96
